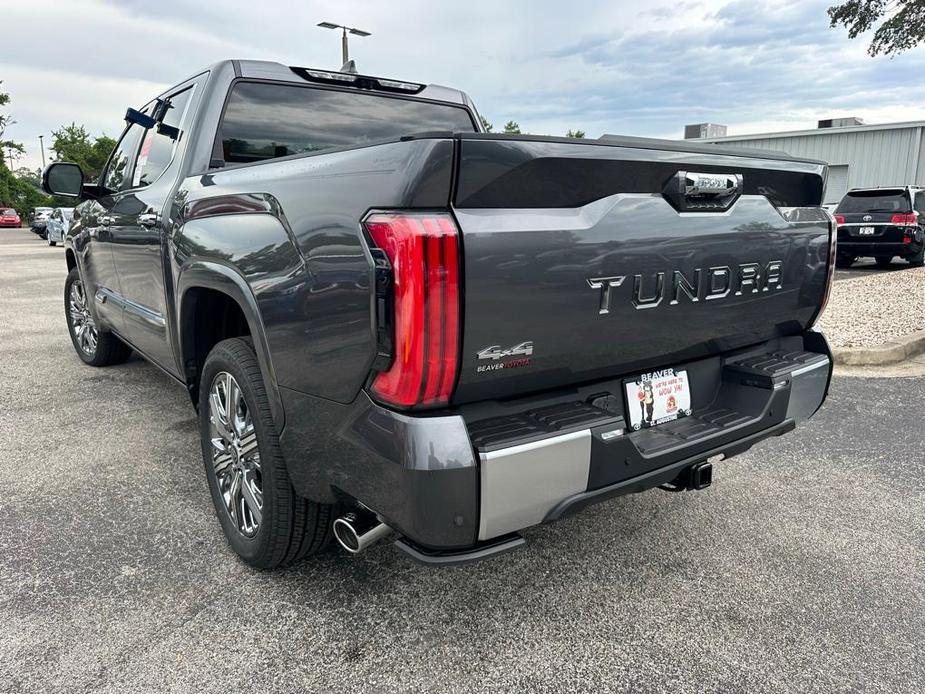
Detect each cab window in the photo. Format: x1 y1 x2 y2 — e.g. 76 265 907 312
133 88 193 187
102 125 144 192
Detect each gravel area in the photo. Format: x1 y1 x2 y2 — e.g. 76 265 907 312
819 266 925 348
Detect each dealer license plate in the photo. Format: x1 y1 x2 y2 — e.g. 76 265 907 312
624 368 692 431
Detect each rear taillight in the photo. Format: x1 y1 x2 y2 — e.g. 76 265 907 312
834 214 845 225
811 208 839 328
363 212 460 408
891 213 917 225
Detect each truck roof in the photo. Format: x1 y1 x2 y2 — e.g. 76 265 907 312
193 59 473 108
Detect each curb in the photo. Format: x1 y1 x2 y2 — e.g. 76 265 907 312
832 329 925 366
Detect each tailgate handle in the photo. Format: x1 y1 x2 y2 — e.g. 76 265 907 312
664 171 743 212
682 172 743 198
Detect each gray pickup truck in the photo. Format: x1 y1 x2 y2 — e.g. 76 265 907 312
43 60 836 567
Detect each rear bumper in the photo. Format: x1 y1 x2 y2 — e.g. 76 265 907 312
280 332 832 560
837 227 924 257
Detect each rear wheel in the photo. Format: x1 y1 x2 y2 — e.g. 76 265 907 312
199 338 333 568
835 254 855 269
64 267 132 366
908 245 924 267
875 256 893 268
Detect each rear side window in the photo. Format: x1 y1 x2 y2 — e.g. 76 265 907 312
133 88 193 187
836 190 911 214
219 81 476 165
915 191 925 212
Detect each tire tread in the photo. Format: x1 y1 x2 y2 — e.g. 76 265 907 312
201 337 332 568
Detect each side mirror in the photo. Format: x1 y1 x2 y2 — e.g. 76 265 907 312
42 162 84 198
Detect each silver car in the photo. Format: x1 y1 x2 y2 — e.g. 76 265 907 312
45 207 74 246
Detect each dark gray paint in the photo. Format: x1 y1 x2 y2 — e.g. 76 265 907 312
59 60 834 551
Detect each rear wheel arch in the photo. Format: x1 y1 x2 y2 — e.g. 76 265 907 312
177 263 283 424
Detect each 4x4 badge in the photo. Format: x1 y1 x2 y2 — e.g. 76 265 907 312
477 342 533 360
476 341 533 373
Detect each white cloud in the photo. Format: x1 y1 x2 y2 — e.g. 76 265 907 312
2 0 925 172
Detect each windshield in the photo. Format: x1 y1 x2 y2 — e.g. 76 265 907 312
219 82 477 165
2 209 16 216
836 190 911 214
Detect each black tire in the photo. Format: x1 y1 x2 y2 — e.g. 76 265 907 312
875 256 893 268
64 267 132 366
49 239 56 247
908 246 924 267
835 254 855 269
199 337 333 568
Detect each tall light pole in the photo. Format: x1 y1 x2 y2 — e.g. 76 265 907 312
38 135 46 168
6 145 12 169
316 21 371 66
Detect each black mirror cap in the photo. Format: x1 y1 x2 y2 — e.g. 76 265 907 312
42 162 84 198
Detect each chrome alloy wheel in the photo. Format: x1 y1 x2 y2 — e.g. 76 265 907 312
209 372 263 537
68 279 98 355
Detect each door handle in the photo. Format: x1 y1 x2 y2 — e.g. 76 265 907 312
137 213 160 228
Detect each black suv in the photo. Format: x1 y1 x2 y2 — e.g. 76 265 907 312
834 186 925 268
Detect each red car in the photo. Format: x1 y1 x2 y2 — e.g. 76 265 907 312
0 208 21 227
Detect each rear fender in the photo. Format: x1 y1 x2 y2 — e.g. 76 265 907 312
176 261 284 424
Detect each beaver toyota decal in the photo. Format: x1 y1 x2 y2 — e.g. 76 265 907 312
625 368 692 430
476 341 533 373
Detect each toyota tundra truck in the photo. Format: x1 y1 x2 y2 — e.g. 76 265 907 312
43 60 836 567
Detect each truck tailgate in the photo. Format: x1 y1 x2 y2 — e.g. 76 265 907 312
451 135 831 403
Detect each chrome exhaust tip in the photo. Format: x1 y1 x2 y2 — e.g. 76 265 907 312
333 511 393 554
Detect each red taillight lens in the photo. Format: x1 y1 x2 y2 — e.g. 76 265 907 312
891 213 917 225
834 214 845 225
364 212 460 408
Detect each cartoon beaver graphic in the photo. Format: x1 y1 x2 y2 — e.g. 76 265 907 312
637 381 655 426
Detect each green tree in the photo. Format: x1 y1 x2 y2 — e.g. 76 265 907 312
479 115 493 133
50 123 116 180
0 82 25 160
503 120 522 134
566 129 586 138
0 167 52 216
829 0 925 55
0 83 52 216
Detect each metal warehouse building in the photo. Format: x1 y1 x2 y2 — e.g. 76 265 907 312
685 118 925 205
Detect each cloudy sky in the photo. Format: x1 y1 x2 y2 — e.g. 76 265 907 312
3 0 925 171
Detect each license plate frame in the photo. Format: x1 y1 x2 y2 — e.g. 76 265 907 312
624 368 692 431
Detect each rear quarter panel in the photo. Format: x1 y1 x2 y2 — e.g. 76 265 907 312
173 137 454 403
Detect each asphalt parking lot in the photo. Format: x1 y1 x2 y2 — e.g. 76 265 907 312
1 227 923 693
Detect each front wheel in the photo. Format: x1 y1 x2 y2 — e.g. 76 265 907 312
64 267 132 366
199 338 333 568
